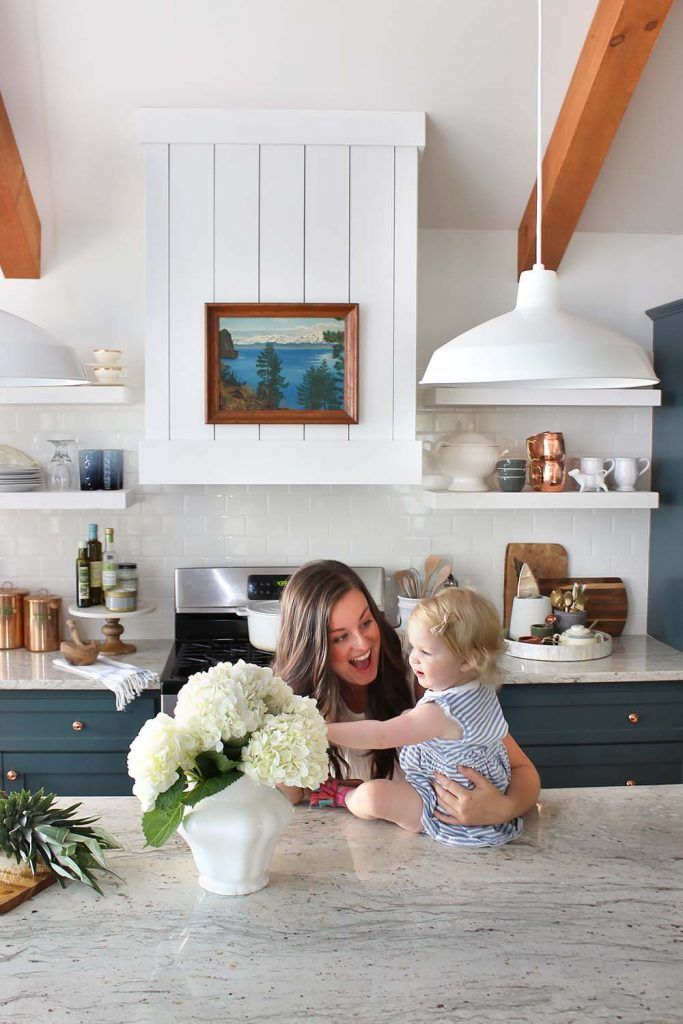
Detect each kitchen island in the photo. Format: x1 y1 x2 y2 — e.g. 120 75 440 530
3 787 681 1024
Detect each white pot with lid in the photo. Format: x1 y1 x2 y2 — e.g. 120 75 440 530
435 420 508 492
235 601 282 652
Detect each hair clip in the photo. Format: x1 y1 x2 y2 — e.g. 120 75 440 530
430 612 453 637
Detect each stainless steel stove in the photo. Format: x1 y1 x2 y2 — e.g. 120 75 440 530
160 565 385 714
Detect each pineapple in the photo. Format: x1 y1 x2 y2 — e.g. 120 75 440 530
0 788 121 895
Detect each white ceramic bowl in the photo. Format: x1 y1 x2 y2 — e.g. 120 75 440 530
92 365 125 382
92 348 122 365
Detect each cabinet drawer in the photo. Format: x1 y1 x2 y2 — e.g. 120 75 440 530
501 682 683 745
524 742 683 789
2 751 135 797
0 691 157 752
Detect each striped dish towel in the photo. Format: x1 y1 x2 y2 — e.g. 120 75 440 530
52 655 159 711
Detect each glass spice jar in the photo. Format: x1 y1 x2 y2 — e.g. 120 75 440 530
117 563 138 594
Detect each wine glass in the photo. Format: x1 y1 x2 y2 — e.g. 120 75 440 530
46 439 76 491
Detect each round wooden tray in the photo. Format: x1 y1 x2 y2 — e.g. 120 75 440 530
504 632 613 662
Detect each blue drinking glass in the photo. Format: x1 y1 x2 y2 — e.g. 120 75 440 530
79 449 103 490
102 449 124 490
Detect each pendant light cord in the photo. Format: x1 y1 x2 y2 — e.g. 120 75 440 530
535 0 543 269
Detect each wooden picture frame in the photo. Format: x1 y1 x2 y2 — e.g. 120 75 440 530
206 303 359 424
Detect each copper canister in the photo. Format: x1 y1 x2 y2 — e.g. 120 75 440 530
23 590 62 652
0 581 29 649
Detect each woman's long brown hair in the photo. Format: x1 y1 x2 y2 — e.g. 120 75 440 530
273 560 413 780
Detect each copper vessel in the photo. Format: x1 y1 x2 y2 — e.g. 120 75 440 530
0 581 29 649
527 432 567 493
23 590 62 652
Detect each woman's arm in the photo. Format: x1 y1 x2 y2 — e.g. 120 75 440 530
278 783 306 805
327 704 454 750
433 734 540 827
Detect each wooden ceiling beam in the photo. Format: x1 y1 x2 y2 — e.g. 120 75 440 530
0 92 41 278
518 0 674 277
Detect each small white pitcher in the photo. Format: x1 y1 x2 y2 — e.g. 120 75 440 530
613 457 650 492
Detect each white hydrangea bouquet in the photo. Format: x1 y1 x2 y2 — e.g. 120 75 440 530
127 661 329 848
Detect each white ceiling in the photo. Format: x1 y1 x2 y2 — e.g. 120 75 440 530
1 0 682 243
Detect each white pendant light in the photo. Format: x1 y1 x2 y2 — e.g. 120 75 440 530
0 309 87 386
421 0 659 390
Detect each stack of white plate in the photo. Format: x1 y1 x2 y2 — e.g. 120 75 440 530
0 445 42 491
0 467 42 492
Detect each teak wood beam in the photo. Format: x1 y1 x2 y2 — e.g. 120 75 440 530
517 0 674 276
0 92 41 278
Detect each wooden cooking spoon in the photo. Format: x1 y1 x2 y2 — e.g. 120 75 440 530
421 554 441 595
428 563 452 596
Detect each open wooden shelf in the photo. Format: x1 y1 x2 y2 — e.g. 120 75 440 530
0 490 138 510
0 385 138 405
421 489 659 510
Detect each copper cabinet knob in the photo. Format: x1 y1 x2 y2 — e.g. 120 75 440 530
627 713 640 724
72 720 85 731
626 779 637 786
5 770 18 781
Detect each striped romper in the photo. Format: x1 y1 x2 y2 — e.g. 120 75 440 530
399 681 524 848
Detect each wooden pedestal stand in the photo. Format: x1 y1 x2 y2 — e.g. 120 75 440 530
66 603 155 656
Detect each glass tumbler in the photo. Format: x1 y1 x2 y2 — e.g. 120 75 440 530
79 449 103 490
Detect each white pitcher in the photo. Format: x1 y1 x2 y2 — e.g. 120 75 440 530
613 457 650 492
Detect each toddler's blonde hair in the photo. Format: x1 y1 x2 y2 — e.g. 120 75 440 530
412 587 504 687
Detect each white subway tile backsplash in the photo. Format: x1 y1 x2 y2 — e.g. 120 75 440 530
0 403 652 635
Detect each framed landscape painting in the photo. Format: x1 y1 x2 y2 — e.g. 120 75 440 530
206 303 359 424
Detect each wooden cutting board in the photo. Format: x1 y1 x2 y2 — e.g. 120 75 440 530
0 869 55 914
538 577 628 637
503 543 569 628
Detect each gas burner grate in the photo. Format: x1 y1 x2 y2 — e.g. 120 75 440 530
170 639 273 681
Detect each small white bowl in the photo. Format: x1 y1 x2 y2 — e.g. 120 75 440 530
92 348 122 365
92 365 126 382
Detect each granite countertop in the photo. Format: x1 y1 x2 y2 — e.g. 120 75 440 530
0 640 169 689
3 787 681 1024
1 635 682 691
500 634 683 684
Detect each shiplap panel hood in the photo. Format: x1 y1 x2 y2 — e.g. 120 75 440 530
138 109 424 485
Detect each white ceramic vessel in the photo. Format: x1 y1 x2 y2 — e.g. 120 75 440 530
613 457 650 492
556 624 608 647
436 421 507 492
178 776 294 896
508 595 552 641
235 601 281 651
397 595 421 626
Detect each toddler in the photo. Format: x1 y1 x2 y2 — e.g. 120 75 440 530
326 587 523 847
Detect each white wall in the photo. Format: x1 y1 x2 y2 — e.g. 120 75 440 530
1 226 680 638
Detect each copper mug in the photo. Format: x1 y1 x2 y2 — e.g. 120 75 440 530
527 432 567 493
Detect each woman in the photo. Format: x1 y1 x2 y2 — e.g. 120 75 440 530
274 560 540 826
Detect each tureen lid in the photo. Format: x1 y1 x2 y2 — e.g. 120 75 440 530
441 419 497 447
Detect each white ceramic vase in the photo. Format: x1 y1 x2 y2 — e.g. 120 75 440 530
178 775 294 896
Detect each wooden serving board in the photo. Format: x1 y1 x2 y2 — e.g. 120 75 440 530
538 577 628 637
0 869 55 914
503 543 569 628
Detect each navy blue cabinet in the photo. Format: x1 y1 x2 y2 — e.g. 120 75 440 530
0 690 158 796
500 681 683 788
647 298 683 650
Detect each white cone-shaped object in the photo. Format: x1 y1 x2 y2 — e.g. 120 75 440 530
0 309 87 386
420 266 659 389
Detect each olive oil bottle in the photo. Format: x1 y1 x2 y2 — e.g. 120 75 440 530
86 523 103 605
102 527 118 592
76 541 91 608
